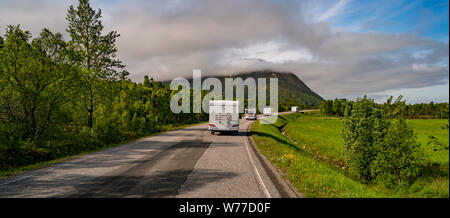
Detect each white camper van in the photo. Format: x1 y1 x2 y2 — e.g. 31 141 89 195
263 107 273 116
245 108 257 120
291 106 299 112
209 100 240 135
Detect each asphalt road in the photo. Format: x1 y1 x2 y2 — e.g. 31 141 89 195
0 118 285 198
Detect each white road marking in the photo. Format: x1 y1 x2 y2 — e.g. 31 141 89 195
244 136 271 198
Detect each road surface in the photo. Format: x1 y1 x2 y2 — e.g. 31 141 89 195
0 118 289 198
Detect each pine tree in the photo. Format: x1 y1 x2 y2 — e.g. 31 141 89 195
66 0 128 128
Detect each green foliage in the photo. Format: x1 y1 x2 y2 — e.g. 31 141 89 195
0 0 208 172
281 112 448 197
371 119 427 187
66 0 128 128
342 96 384 182
252 113 380 198
320 99 352 116
342 96 427 187
0 26 71 145
320 96 449 120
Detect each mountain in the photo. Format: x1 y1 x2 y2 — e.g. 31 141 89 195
233 71 324 107
162 71 324 108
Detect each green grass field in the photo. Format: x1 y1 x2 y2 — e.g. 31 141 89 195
251 112 449 198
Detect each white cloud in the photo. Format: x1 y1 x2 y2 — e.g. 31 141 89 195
317 0 352 22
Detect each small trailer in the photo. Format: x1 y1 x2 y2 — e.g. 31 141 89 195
209 100 240 135
291 106 299 112
263 107 273 116
245 108 257 120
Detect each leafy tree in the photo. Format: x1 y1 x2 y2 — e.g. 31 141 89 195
0 26 68 144
343 96 427 186
342 96 385 182
371 99 426 187
319 100 333 115
66 0 128 128
0 1 209 172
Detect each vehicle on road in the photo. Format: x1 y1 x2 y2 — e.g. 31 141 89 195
291 106 299 112
245 108 257 120
209 100 240 135
263 107 273 116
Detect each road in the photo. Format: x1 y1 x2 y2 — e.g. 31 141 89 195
0 118 289 198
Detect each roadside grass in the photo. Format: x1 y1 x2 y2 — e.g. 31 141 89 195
252 113 380 198
252 112 449 198
0 121 206 179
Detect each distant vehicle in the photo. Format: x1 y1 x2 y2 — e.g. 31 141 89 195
263 107 273 116
209 100 240 135
245 108 257 120
291 106 299 112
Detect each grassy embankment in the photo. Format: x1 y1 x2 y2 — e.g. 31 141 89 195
251 112 449 198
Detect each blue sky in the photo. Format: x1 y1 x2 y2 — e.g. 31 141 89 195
323 0 449 42
1 0 449 104
296 0 449 103
281 0 449 103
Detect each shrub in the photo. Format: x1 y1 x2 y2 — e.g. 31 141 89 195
94 119 121 145
342 96 427 186
342 96 384 182
131 113 146 135
371 119 426 187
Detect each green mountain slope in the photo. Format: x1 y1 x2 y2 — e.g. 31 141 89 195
163 71 324 108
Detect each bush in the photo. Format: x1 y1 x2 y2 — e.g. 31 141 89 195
371 119 426 187
342 96 427 187
342 97 384 182
131 113 146 134
94 119 121 145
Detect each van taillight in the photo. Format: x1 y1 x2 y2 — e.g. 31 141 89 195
209 124 216 127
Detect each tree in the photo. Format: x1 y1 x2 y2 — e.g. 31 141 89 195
66 0 128 128
343 96 427 186
0 26 68 144
371 113 426 187
342 96 385 182
319 100 333 115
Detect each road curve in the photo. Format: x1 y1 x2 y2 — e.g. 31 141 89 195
0 119 284 198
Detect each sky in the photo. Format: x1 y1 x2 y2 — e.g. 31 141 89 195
0 0 448 103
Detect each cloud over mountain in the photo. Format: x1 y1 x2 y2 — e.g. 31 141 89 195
1 0 448 101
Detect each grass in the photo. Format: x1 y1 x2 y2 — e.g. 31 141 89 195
252 113 380 198
0 121 207 179
251 112 449 198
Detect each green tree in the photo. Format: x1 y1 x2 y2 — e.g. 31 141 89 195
343 96 427 186
0 26 69 144
66 0 128 128
319 100 333 115
371 118 426 187
342 96 385 182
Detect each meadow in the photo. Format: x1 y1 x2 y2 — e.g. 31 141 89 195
251 112 449 198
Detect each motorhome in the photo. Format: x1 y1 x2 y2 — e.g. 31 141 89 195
209 100 240 135
245 108 257 120
263 107 273 116
291 106 299 112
